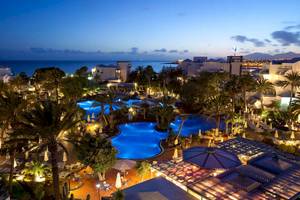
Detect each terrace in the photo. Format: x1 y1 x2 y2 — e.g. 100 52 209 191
148 143 300 200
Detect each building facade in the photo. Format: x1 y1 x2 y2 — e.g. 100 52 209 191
178 56 243 77
0 67 13 83
261 58 300 107
91 61 131 82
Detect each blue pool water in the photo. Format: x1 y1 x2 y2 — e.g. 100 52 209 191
112 115 224 159
77 99 142 116
77 100 119 116
170 115 224 137
111 122 168 159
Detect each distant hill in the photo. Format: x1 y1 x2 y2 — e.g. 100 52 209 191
244 52 300 60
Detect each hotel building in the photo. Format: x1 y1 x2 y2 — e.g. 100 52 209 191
0 67 13 83
91 61 131 82
261 57 300 107
178 56 243 77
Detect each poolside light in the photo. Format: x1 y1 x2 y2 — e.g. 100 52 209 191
25 151 29 159
242 132 246 138
174 138 179 145
173 148 178 160
115 172 122 189
274 130 279 138
6 152 10 160
63 151 68 162
13 158 17 168
44 148 49 162
198 129 202 137
96 183 101 189
290 131 295 140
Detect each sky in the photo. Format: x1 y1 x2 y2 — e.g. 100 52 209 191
0 0 300 60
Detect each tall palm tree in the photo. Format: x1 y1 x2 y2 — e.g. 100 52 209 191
277 71 300 105
0 90 25 140
239 74 256 113
16 100 83 200
204 93 231 134
224 75 241 113
256 77 275 110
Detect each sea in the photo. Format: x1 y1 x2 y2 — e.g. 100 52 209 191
0 60 177 76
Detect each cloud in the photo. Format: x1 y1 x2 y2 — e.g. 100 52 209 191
153 48 167 53
285 24 300 30
231 35 266 47
130 47 139 54
271 31 300 46
239 48 252 54
264 39 271 43
1 47 190 61
169 49 178 53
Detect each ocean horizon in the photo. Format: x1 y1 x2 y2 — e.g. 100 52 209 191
0 60 177 75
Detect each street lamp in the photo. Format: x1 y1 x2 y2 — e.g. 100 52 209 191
96 183 101 200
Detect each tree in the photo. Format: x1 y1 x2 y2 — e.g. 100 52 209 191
239 74 256 113
224 75 241 112
0 90 25 144
136 161 151 181
22 161 50 182
61 77 87 102
71 134 116 181
256 77 275 110
277 71 300 105
9 72 29 92
153 98 175 131
32 67 65 101
113 190 125 200
204 93 231 134
16 100 83 200
93 94 109 124
75 66 88 78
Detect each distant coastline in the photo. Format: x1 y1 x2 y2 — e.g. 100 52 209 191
0 60 177 75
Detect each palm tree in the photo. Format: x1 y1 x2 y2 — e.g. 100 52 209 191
136 161 151 182
70 133 116 181
22 161 50 182
0 90 25 140
239 74 256 113
277 71 300 105
1 133 29 194
93 94 109 124
107 91 117 130
204 93 231 134
224 75 241 113
16 100 83 200
175 114 189 139
153 104 175 131
256 77 275 110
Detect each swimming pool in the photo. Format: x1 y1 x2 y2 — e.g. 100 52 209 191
170 115 224 137
112 115 223 159
77 99 142 116
111 122 168 159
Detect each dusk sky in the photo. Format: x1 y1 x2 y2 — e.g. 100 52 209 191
0 0 300 60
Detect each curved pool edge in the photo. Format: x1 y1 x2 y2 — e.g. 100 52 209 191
110 122 167 161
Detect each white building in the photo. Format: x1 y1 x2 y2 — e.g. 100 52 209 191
178 56 242 77
261 57 300 107
0 67 13 83
91 61 131 82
